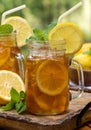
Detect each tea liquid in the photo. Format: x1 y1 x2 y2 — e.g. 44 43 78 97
0 36 21 74
25 55 69 115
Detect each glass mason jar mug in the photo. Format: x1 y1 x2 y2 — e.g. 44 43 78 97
25 40 84 115
0 33 24 79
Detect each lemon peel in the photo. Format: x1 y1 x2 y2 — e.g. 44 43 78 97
3 16 33 47
0 70 25 104
48 22 84 54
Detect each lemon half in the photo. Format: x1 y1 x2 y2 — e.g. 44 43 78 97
0 70 25 105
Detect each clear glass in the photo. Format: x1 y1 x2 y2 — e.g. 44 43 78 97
25 40 84 115
0 33 24 78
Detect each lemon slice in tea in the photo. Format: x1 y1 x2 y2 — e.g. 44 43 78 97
32 86 53 110
48 22 84 54
0 70 25 105
36 60 68 96
3 16 33 47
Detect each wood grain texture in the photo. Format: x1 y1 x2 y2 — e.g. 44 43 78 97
0 91 91 130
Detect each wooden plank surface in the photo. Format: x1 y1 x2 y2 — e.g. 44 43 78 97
0 91 91 130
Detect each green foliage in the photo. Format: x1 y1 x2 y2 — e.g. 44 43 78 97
26 21 57 42
0 0 90 41
0 24 13 34
1 88 26 114
0 0 81 28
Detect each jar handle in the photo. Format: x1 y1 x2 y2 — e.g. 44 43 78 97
16 53 25 80
70 59 84 99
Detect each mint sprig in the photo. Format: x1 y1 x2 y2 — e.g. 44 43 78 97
0 24 13 34
43 21 57 37
1 88 26 114
26 21 57 43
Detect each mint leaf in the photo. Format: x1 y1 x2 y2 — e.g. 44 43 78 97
44 21 57 38
17 101 26 114
15 101 23 112
20 91 26 99
1 88 26 114
26 28 46 42
26 21 57 42
1 101 15 111
16 101 26 114
26 36 37 43
33 28 45 40
10 88 20 103
21 44 28 59
0 24 13 34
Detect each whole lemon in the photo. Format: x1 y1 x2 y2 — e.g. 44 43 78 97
73 43 91 70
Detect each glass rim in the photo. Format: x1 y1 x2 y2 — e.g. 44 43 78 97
28 40 66 53
0 32 16 36
28 40 66 46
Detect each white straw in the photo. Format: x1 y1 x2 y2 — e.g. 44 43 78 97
57 2 82 24
1 4 26 24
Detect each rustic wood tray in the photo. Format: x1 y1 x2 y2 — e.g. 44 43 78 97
0 91 91 130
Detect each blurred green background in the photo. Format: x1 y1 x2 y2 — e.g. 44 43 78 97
0 0 91 42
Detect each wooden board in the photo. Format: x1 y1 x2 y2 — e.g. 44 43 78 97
0 91 91 130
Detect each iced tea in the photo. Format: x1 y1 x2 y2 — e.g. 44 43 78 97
25 41 69 115
0 34 21 75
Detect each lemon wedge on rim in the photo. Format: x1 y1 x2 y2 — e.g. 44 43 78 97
3 16 33 47
48 22 84 54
